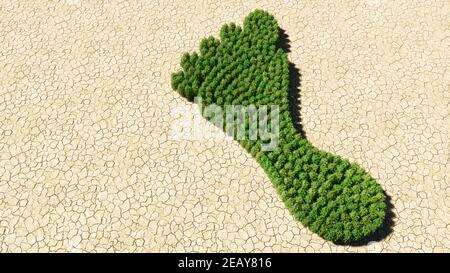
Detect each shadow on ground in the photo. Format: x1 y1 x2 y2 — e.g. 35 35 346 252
278 27 395 246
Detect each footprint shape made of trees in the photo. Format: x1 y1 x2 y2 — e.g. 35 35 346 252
171 10 387 243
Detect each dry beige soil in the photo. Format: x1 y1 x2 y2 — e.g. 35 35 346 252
0 0 449 252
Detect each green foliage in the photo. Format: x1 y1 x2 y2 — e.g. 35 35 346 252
171 9 386 243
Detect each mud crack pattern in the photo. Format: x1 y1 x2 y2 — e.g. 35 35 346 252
0 0 449 252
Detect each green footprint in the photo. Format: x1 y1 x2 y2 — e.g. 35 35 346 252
171 10 386 243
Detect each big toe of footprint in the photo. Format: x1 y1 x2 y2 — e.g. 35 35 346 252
171 9 387 243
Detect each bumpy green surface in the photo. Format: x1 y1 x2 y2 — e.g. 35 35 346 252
171 10 387 243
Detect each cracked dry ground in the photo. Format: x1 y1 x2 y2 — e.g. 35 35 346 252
0 0 449 253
